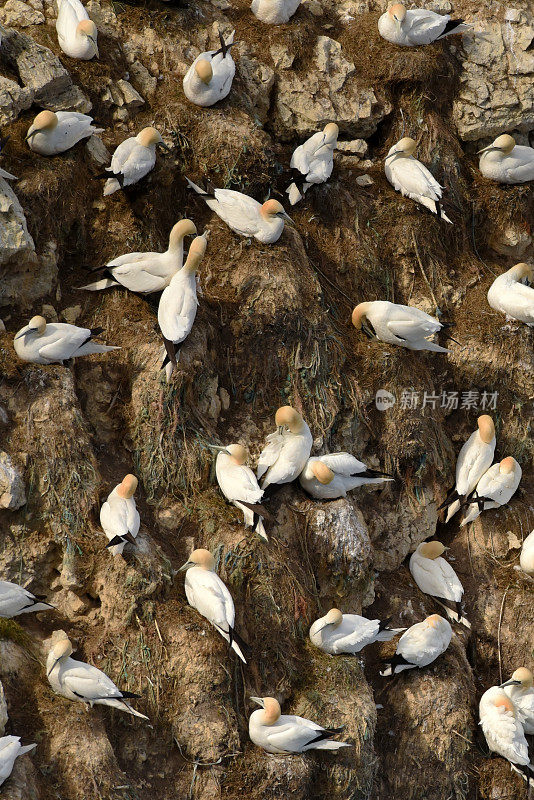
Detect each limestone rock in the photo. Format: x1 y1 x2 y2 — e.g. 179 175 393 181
0 450 26 510
0 681 8 735
0 77 33 127
236 52 275 125
102 79 145 122
0 0 45 26
0 177 41 310
85 134 110 168
273 36 391 139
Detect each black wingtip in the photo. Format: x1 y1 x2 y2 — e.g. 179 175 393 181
106 535 125 548
440 17 465 36
90 327 104 338
120 690 142 699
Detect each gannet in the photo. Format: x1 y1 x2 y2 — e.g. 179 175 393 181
478 135 534 184
25 110 103 156
183 31 236 107
158 232 207 375
460 457 522 526
519 530 534 576
14 316 119 365
309 608 405 655
179 549 246 663
102 127 169 196
487 263 534 326
47 635 148 719
79 219 197 293
0 737 36 786
257 406 313 489
0 167 17 180
100 474 140 556
352 301 451 352
380 614 452 676
385 137 452 222
299 453 393 500
0 580 54 618
56 0 98 60
251 0 301 23
479 687 533 786
249 697 350 753
286 123 339 206
186 178 293 243
378 3 469 46
501 669 534 734
409 541 470 628
214 444 274 542
438 415 496 522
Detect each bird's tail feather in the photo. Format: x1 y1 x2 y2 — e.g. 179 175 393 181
74 343 121 356
18 743 37 756
286 182 303 206
375 627 406 642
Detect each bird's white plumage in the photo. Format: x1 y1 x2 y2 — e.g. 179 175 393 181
519 530 534 576
286 128 337 205
479 145 534 184
257 422 313 489
0 737 36 786
309 613 403 654
104 133 158 196
487 267 534 325
0 580 52 618
385 146 452 222
14 322 118 364
359 301 449 352
216 451 267 541
299 453 392 499
381 616 452 674
461 460 522 525
249 710 349 754
250 0 300 24
378 8 468 46
445 426 496 521
479 687 531 767
184 566 246 662
409 547 463 604
503 684 534 735
56 0 98 59
100 485 140 555
183 33 235 107
26 112 103 156
158 265 198 343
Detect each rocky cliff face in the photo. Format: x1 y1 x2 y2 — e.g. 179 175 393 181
0 1 532 799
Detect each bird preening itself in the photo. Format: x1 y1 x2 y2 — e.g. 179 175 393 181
409 541 470 628
286 123 339 206
257 406 313 489
384 137 453 222
352 301 453 352
380 614 452 676
186 178 294 243
309 608 405 655
100 127 170 196
248 696 351 753
179 549 247 663
479 686 534 787
500 668 534 735
460 456 522 526
13 316 119 365
487 262 534 326
183 30 236 107
56 0 98 60
478 134 534 184
378 3 469 46
299 453 393 500
80 219 197 293
100 474 140 555
25 110 103 156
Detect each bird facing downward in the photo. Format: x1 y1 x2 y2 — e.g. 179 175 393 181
409 541 470 628
384 137 452 222
248 696 351 753
479 686 533 787
286 123 339 206
352 301 451 352
487 262 534 326
100 474 140 555
56 0 98 60
460 456 522 526
257 406 313 489
214 444 273 542
183 31 236 107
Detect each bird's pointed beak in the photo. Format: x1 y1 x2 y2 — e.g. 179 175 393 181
277 426 284 436
178 560 194 572
499 679 521 688
477 145 497 154
250 697 265 707
47 656 62 677
88 36 99 58
315 620 331 633
207 444 231 455
15 328 34 340
385 150 400 161
25 130 38 141
281 211 295 225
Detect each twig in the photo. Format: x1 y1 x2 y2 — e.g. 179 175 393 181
497 584 511 684
411 230 438 308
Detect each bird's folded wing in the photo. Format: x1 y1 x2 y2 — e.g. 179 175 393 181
394 159 442 199
332 618 376 651
480 706 529 762
437 559 464 600
38 329 90 360
291 142 313 176
121 146 155 183
63 667 121 700
126 505 140 536
110 138 137 173
266 721 320 751
224 465 263 503
386 318 434 341
190 574 235 629
107 252 149 269
406 9 443 35
320 452 366 476
100 500 129 537
477 472 516 503
256 432 285 479
213 192 263 236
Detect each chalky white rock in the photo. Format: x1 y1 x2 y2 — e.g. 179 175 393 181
26 110 103 156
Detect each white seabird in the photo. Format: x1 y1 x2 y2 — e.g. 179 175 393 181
409 541 470 628
501 669 534 735
439 415 496 522
186 178 293 244
56 0 98 60
460 457 522 526
0 580 54 618
0 737 36 786
214 444 274 543
519 530 534 576
25 110 103 156
102 127 170 196
158 232 207 375
14 316 119 365
479 687 533 786
179 549 246 663
478 134 534 184
309 608 405 655
251 0 301 23
378 3 469 46
385 137 452 222
286 123 339 206
299 453 393 500
380 614 452 676
100 474 140 556
249 696 350 753
487 262 534 326
257 406 313 489
47 635 148 719
352 301 451 352
183 31 236 107
79 219 197 293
